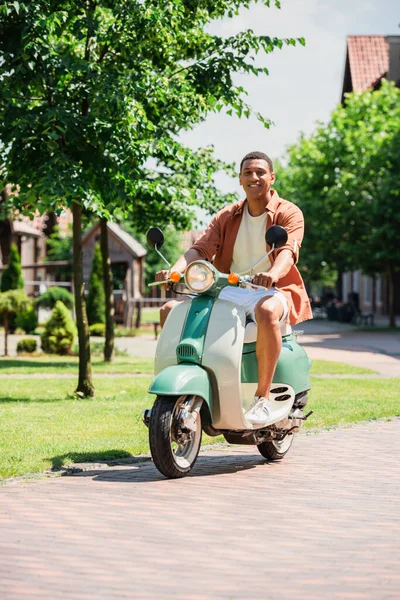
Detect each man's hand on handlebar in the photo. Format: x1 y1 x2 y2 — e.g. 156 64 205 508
155 269 171 289
252 271 279 289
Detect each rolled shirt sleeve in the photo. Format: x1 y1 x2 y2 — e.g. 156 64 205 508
273 203 304 264
191 212 222 261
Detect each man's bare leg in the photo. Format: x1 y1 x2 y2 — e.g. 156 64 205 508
160 300 183 328
254 296 284 398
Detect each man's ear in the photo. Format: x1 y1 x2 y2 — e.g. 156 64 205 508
270 172 276 186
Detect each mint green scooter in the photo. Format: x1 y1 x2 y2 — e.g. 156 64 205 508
142 226 312 479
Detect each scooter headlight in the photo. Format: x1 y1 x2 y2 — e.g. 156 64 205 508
185 261 215 293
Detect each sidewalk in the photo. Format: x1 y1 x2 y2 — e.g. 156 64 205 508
1 419 399 599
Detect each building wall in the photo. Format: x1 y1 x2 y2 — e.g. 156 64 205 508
82 226 143 299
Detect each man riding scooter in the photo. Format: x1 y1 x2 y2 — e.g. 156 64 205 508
156 150 312 424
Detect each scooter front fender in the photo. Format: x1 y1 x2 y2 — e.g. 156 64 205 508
148 364 212 409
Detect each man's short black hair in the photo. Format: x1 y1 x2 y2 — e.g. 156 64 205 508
240 151 273 173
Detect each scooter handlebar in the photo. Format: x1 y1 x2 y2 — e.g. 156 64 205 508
148 280 172 287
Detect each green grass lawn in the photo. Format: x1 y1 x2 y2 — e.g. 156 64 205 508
0 355 154 374
140 307 161 324
309 360 377 375
0 356 376 376
0 374 399 479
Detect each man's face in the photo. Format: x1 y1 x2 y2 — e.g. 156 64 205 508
239 159 275 199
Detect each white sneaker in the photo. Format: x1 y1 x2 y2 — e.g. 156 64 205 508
244 396 271 425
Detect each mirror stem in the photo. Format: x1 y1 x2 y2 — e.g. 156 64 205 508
240 243 275 276
155 244 171 268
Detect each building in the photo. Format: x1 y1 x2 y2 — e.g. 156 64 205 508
82 222 146 326
340 35 400 317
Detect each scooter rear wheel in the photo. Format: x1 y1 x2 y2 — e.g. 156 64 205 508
257 434 294 460
149 395 202 479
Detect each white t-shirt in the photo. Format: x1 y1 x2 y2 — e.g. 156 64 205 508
230 207 271 275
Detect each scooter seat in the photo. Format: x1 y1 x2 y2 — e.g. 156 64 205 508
244 321 292 344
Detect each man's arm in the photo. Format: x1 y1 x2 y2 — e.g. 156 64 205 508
252 249 294 289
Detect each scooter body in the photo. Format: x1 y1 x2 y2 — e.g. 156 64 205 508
143 226 312 478
150 295 310 431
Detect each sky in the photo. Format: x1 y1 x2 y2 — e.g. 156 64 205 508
180 0 399 199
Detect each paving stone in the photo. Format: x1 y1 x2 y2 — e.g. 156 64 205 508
1 419 399 599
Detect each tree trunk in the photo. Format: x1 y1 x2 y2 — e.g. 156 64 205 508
3 310 8 357
135 302 142 329
100 217 115 362
72 201 94 396
372 276 376 314
387 265 396 328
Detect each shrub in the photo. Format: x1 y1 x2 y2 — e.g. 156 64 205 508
0 243 24 292
15 306 38 334
87 244 105 325
16 338 37 353
72 341 128 357
89 323 106 337
114 327 138 337
35 287 74 310
41 301 77 355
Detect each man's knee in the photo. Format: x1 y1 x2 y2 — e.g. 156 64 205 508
255 297 283 326
160 300 182 327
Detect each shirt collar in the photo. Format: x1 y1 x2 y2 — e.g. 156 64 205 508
232 189 281 217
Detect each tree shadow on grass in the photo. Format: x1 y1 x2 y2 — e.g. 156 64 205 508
48 450 135 471
0 395 70 404
0 359 78 370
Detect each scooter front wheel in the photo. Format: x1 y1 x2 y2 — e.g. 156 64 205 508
149 395 202 479
257 434 294 461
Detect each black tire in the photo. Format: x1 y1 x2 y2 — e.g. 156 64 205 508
257 434 294 461
149 395 202 479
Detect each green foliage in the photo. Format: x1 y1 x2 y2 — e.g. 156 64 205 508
41 301 77 355
0 289 30 315
0 243 24 292
279 80 400 285
0 0 302 229
45 225 72 261
89 322 106 337
15 305 38 334
16 338 37 353
35 286 74 310
87 244 105 325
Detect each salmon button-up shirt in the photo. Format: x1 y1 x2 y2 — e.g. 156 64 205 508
191 190 312 325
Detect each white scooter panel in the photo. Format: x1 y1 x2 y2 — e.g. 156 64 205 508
202 300 250 430
154 299 191 374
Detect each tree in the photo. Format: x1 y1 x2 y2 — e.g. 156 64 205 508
0 289 30 356
0 243 24 292
87 243 105 325
280 80 400 326
0 1 304 395
100 217 114 362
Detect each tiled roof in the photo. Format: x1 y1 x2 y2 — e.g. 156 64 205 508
347 36 389 91
82 221 147 258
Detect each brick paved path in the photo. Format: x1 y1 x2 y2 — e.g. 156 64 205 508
1 420 399 600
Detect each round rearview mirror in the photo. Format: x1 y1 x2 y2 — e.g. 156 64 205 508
146 227 164 249
265 225 288 249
